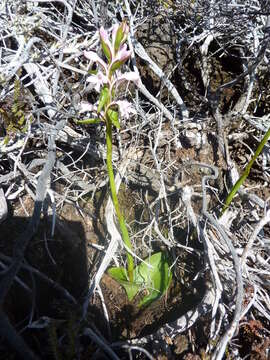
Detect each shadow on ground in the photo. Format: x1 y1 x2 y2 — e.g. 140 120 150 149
0 210 207 359
0 214 93 359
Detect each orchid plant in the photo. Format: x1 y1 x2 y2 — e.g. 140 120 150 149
76 22 172 307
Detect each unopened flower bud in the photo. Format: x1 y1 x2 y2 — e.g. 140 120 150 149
113 21 129 54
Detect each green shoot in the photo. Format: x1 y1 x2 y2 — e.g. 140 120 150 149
222 127 270 215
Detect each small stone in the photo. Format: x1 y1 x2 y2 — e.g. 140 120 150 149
174 334 189 354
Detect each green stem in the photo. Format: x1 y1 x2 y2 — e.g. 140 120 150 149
75 118 101 125
222 127 270 215
105 117 134 282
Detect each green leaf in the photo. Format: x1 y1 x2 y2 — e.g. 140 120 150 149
3 136 9 145
108 267 140 301
221 126 270 215
100 38 112 63
88 69 98 75
107 109 120 129
108 252 172 307
108 266 128 282
109 60 125 74
98 86 109 113
114 23 125 53
135 252 172 308
75 118 101 125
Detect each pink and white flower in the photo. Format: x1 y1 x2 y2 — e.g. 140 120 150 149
82 22 138 123
86 71 108 93
116 100 137 119
79 101 97 113
112 71 140 88
84 50 107 70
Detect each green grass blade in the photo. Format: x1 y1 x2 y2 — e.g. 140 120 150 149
222 127 270 215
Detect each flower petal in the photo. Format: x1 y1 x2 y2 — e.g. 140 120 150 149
115 44 131 62
86 71 108 92
100 27 110 43
109 44 131 73
117 72 139 84
84 51 107 70
116 100 137 119
111 24 119 50
79 101 96 113
112 71 140 89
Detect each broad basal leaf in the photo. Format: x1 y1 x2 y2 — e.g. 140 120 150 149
108 252 172 307
135 252 172 308
108 267 140 301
